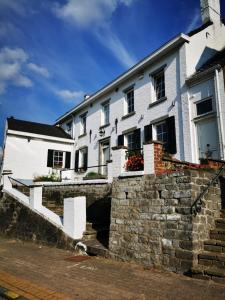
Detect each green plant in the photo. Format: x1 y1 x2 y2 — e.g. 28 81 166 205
83 172 106 180
34 173 60 182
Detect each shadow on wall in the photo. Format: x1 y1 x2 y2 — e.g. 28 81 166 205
196 47 218 71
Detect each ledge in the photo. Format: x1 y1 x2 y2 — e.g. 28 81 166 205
121 111 136 120
78 133 87 139
111 146 128 150
119 171 144 178
148 96 167 109
99 123 110 129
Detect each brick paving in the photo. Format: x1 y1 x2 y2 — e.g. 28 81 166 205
1 237 225 299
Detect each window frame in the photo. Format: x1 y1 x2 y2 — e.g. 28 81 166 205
155 121 168 146
66 120 73 137
101 100 110 126
125 88 134 114
153 70 165 101
195 98 214 118
80 113 87 135
53 150 64 169
79 147 88 169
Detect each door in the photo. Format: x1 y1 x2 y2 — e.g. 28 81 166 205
196 118 220 159
99 139 110 175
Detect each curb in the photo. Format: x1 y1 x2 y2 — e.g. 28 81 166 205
0 286 27 300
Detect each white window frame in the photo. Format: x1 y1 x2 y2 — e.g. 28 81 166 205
80 113 87 135
101 101 110 125
125 88 134 114
154 121 168 146
66 120 73 137
153 70 165 101
194 97 215 118
79 147 87 169
125 131 135 150
53 150 64 169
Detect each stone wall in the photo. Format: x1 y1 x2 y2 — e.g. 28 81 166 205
0 193 75 249
109 170 221 273
42 183 112 225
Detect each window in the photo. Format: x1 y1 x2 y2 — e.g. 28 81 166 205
80 113 87 135
154 70 165 101
102 101 110 125
126 89 134 114
196 98 213 116
127 132 135 150
66 121 72 137
156 122 168 145
79 147 88 170
125 129 141 150
53 151 63 168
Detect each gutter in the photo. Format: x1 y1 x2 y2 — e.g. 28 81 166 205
55 33 190 124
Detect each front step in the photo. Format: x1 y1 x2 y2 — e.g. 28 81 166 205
198 251 225 269
210 229 225 241
204 239 225 253
191 265 225 284
84 239 109 257
215 219 225 230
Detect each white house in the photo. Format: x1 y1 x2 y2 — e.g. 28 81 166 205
1 0 225 181
1 117 74 181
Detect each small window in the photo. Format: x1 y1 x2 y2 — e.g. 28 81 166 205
126 89 134 114
53 151 63 168
127 132 135 150
156 122 168 145
102 101 110 125
79 147 88 170
196 99 213 116
154 71 165 100
80 113 87 135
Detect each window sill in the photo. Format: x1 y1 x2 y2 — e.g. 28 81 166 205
121 111 136 120
99 123 110 129
193 111 216 122
78 133 87 139
148 96 167 109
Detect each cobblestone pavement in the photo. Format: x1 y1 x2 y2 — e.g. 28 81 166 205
1 237 225 300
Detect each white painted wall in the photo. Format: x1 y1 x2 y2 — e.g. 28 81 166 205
2 133 74 180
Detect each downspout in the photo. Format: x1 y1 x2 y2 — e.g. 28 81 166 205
214 67 225 160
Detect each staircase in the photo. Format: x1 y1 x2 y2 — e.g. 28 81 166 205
43 199 109 256
192 209 225 284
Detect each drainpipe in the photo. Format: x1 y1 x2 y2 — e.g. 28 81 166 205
214 67 225 160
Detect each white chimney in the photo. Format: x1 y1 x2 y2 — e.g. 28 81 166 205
200 0 221 24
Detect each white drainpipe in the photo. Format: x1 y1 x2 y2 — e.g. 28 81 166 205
214 68 225 160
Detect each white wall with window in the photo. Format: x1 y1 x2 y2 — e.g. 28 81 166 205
101 101 110 126
124 87 134 115
2 133 74 180
79 113 87 136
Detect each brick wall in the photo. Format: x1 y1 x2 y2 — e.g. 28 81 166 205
109 170 221 273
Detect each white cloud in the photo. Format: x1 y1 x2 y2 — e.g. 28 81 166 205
27 63 50 78
0 47 32 94
55 89 84 101
185 9 200 33
53 0 136 68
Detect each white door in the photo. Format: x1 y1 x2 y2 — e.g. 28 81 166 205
196 118 220 159
100 140 110 175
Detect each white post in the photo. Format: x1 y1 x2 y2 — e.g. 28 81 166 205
111 148 127 178
143 143 155 175
30 186 43 209
63 196 86 239
2 171 13 189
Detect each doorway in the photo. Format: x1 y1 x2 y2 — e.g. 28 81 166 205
99 138 110 176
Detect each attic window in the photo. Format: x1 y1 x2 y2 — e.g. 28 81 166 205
196 98 213 116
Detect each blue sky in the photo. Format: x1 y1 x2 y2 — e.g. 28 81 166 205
0 0 225 149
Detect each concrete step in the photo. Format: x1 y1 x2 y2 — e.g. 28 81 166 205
215 219 225 230
191 265 225 284
83 239 109 257
198 251 225 269
204 239 225 253
210 229 225 241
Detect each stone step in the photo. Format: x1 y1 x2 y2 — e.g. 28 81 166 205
210 229 225 241
220 210 225 219
204 239 225 253
198 251 225 269
191 265 225 284
215 219 225 230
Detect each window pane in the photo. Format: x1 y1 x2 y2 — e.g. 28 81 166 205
156 122 168 144
196 99 213 116
154 71 165 100
53 151 63 168
127 132 135 150
103 103 109 124
126 89 134 113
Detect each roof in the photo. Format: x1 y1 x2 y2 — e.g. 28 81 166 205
55 33 190 124
198 47 225 71
7 118 72 140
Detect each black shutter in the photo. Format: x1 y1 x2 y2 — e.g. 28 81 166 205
166 116 177 154
134 128 141 149
84 147 88 171
47 150 53 167
75 150 79 172
65 152 71 169
118 134 124 147
144 124 152 143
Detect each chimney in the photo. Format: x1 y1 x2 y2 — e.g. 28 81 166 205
200 0 221 24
